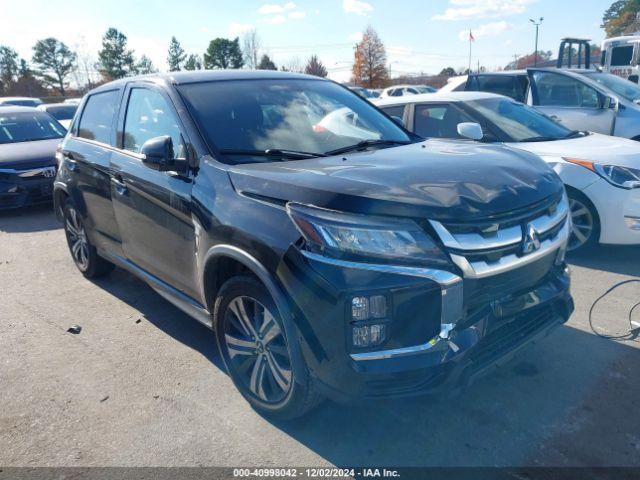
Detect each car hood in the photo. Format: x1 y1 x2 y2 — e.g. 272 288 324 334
0 138 60 169
228 139 563 221
512 133 640 169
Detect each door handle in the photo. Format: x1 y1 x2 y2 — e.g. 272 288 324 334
111 175 128 196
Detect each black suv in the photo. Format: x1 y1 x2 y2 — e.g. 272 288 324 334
54 71 573 418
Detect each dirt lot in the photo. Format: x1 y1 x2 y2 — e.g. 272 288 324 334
1 204 639 467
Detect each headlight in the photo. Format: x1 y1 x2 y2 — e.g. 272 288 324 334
286 202 449 266
564 158 640 189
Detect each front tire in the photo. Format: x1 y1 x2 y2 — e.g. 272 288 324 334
567 189 600 251
214 275 321 419
62 199 114 278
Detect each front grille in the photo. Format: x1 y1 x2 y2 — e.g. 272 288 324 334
469 306 557 369
430 193 570 280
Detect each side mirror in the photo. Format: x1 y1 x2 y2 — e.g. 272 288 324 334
604 95 620 112
391 115 405 128
140 135 174 171
457 122 484 141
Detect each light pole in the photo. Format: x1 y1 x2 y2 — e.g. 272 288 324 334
529 17 544 66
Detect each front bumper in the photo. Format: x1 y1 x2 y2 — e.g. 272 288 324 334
278 246 573 402
0 166 56 209
583 178 640 245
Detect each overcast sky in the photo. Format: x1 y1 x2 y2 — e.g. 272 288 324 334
1 0 609 82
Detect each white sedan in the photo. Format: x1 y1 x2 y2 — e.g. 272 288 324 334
375 91 640 251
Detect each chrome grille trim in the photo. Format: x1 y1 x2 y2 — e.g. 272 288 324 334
430 193 569 252
0 166 56 178
431 193 570 279
450 218 570 279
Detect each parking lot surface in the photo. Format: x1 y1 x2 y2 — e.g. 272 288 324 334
1 205 639 467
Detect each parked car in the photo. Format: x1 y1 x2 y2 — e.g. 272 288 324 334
439 68 640 140
63 98 82 105
375 91 640 250
380 84 435 98
0 96 43 107
0 106 65 209
54 71 573 418
38 103 78 129
348 86 380 99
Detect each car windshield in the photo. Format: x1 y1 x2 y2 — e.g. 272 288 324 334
44 105 77 120
581 71 640 102
0 111 66 144
467 97 574 142
177 78 413 163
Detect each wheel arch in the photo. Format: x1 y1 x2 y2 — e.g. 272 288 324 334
52 183 70 221
201 245 307 381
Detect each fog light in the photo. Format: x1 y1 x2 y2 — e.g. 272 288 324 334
351 295 387 320
369 295 387 319
352 323 386 348
351 296 369 321
625 216 640 231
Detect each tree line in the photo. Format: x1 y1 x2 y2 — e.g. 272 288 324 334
0 27 329 98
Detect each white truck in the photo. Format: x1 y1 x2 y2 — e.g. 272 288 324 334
600 34 640 83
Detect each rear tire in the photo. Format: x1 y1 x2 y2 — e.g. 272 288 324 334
62 199 114 278
214 275 321 419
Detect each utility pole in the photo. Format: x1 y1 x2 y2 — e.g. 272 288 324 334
529 17 544 66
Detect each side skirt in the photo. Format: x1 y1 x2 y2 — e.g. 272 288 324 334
100 250 213 329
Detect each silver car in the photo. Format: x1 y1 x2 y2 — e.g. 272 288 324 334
443 68 640 140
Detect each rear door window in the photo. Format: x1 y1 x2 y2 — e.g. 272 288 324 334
77 90 119 144
413 103 473 139
467 75 529 102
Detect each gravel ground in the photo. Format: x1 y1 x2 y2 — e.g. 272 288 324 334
1 204 639 467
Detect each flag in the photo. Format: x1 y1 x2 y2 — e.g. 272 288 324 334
469 30 475 42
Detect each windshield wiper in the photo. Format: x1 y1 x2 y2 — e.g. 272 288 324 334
324 139 413 156
564 130 588 139
518 136 559 143
219 148 327 161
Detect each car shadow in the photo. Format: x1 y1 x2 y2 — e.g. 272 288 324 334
0 203 60 233
568 244 640 277
89 268 224 369
90 267 640 467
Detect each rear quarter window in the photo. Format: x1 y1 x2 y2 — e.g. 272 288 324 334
77 90 119 145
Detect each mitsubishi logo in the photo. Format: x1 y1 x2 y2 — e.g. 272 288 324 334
522 223 541 255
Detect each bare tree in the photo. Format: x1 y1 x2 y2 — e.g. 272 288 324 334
284 56 303 73
242 29 261 69
71 37 100 93
351 26 388 88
